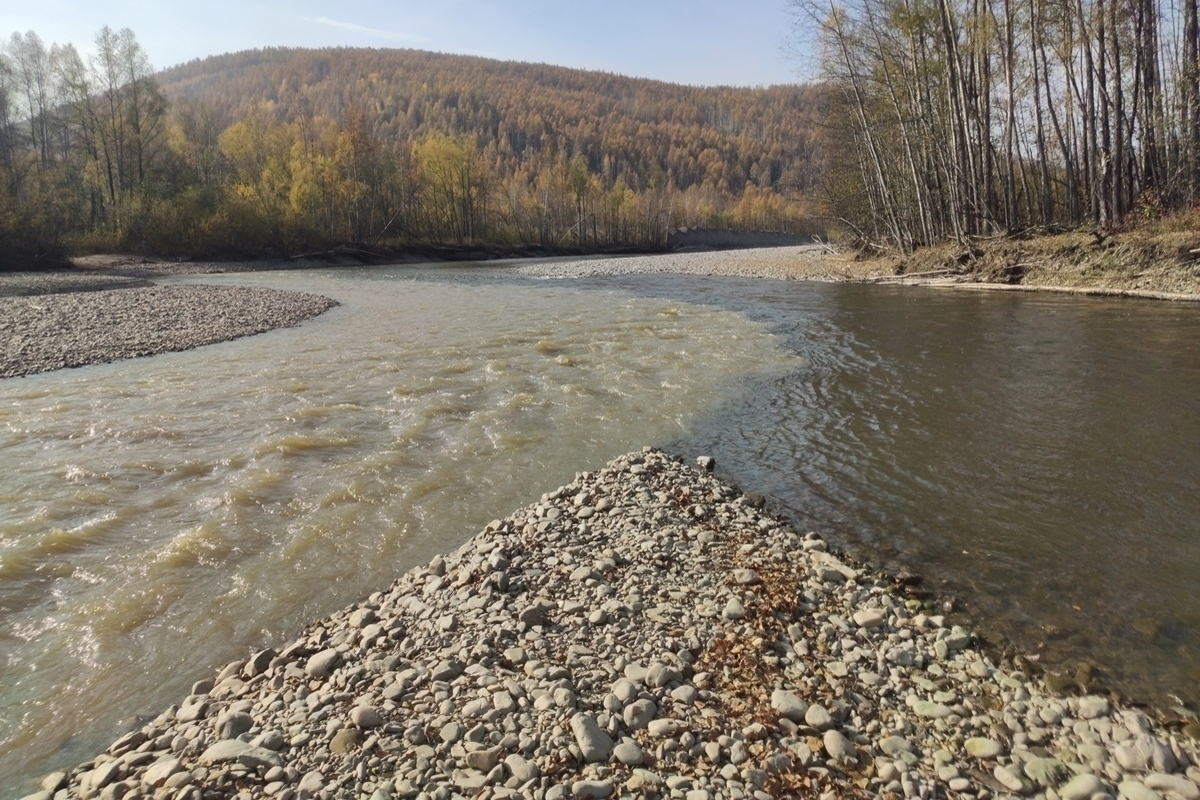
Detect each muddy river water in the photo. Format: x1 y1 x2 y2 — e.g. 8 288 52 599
1 264 1198 792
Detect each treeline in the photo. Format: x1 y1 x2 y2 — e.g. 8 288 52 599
0 33 825 263
796 0 1200 249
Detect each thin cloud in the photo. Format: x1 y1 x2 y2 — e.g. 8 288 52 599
312 17 424 43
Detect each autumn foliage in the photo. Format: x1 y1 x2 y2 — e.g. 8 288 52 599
0 34 826 264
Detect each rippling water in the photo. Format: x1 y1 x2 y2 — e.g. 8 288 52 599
2 265 1199 794
0 268 795 792
626 276 1200 708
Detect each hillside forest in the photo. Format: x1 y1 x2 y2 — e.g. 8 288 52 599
800 0 1200 250
0 30 824 263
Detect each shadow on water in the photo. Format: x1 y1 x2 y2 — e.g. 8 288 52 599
566 272 1200 708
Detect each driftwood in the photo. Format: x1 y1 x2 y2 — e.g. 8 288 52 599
863 268 958 283
288 247 390 263
811 235 840 256
932 283 1200 302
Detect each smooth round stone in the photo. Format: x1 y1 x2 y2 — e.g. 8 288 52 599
732 569 760 585
570 714 614 762
993 766 1026 793
1023 757 1066 787
823 730 855 763
1060 774 1107 800
853 609 885 628
492 691 517 713
671 685 698 704
1144 774 1200 800
215 711 253 739
612 679 639 704
465 748 501 772
350 706 383 728
330 728 362 754
722 599 745 621
624 700 657 730
1120 781 1165 800
805 704 833 731
572 779 614 799
770 689 808 723
965 738 1004 760
879 736 915 757
647 719 679 737
1079 696 1111 720
912 700 953 719
440 722 465 744
304 649 340 679
505 753 540 783
613 740 645 766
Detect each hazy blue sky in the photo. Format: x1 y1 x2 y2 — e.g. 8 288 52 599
5 0 812 87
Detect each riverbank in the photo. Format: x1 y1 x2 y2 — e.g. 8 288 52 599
22 449 1200 800
863 230 1200 300
0 270 337 379
0 246 866 381
6 236 1197 380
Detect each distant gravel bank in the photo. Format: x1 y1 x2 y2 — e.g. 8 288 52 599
509 245 878 282
25 450 1200 800
0 281 337 379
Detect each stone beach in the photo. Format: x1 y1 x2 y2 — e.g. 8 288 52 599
508 246 866 282
0 274 338 379
22 450 1200 800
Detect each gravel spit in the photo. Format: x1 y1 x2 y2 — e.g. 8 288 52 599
1 283 337 379
24 450 1200 800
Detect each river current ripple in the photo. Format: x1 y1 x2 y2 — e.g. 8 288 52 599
1 265 1199 793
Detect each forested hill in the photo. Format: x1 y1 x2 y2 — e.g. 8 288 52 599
1 32 824 264
156 47 824 213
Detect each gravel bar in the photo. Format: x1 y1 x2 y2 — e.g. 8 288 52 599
507 246 878 282
0 284 338 379
25 450 1200 800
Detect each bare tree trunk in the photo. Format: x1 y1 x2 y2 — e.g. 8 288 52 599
1001 0 1018 228
1097 0 1114 228
1185 0 1200 198
1030 0 1054 225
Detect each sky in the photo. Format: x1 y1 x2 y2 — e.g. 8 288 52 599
3 0 814 87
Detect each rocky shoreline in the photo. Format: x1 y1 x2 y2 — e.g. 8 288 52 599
0 278 337 379
24 451 1200 800
507 246 869 283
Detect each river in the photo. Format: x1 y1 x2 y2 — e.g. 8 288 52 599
1 264 1198 793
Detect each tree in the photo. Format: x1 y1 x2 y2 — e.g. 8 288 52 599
790 0 1200 246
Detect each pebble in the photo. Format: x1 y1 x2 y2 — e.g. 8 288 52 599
613 740 645 766
995 765 1027 793
1145 773 1200 800
771 689 808 722
304 648 339 679
570 713 614 762
805 704 834 731
0 280 339 379
965 737 1004 759
24 449 1200 800
1120 780 1165 800
823 729 855 763
853 609 885 628
350 705 382 728
1060 773 1106 800
572 779 614 798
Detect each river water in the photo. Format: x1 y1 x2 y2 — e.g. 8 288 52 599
1 265 1198 793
